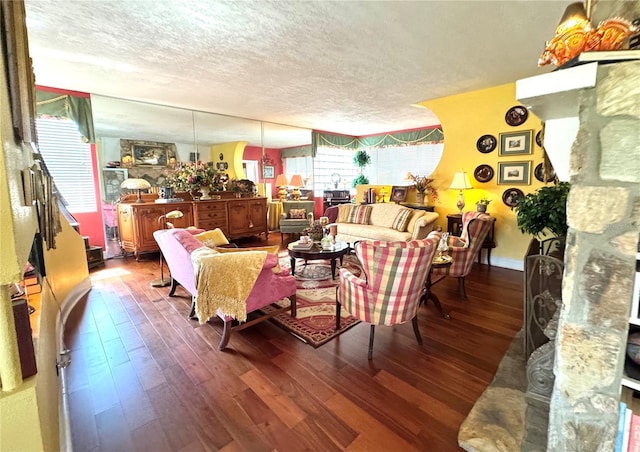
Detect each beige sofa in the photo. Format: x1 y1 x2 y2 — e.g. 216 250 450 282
331 203 439 245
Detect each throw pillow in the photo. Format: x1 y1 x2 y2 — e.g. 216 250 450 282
289 208 307 219
406 210 425 233
215 244 281 273
337 204 352 223
391 208 412 232
192 228 230 248
347 205 372 224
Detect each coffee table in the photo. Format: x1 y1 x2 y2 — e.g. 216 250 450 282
287 241 350 280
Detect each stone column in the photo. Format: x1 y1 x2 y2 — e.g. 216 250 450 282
547 61 640 449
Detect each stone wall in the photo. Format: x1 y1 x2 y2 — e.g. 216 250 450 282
547 60 640 449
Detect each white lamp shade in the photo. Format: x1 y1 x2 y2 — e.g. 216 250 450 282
449 172 473 190
120 178 151 190
165 210 184 219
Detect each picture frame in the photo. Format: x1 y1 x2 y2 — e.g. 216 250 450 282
263 165 275 179
499 130 533 156
391 186 408 203
102 168 128 203
131 143 172 166
497 161 531 185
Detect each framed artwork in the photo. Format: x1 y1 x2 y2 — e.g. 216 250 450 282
499 130 533 156
263 165 275 179
505 105 529 126
102 168 128 203
131 143 172 166
476 134 497 153
502 188 525 208
474 164 494 183
391 186 408 203
498 161 531 185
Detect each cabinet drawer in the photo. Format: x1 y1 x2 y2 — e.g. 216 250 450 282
198 210 226 221
198 219 228 230
197 202 226 213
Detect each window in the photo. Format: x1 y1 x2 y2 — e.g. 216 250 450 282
35 118 97 213
312 148 359 196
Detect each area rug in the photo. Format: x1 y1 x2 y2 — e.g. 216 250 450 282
259 253 364 347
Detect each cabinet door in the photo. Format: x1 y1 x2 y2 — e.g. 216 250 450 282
247 199 267 232
166 205 193 229
227 201 250 234
137 205 167 252
117 204 135 251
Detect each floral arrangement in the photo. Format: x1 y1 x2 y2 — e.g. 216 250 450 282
302 221 325 241
165 162 226 192
407 173 439 202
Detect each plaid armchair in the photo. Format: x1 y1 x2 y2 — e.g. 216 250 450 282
336 238 438 359
429 211 493 300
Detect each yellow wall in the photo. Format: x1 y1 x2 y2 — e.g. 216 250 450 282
421 83 547 269
210 141 248 180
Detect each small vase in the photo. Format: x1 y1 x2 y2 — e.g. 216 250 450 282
416 193 425 205
200 187 211 200
477 203 487 213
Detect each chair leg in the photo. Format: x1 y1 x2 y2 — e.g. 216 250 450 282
188 297 197 319
335 287 341 330
412 315 423 345
458 277 467 300
218 319 232 350
290 294 297 317
168 278 179 296
368 325 375 360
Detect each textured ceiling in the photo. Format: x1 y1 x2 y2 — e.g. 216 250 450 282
23 0 574 146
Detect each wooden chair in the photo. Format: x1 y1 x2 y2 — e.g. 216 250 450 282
335 238 438 359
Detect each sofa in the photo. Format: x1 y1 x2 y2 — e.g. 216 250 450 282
330 203 439 245
153 228 297 350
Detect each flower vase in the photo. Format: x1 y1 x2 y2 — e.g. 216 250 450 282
200 186 211 200
416 193 425 205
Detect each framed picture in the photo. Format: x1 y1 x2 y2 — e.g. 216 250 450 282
498 161 531 185
132 143 171 166
499 130 533 156
102 168 128 203
391 186 408 203
263 165 275 179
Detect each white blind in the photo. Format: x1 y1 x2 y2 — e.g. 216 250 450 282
35 118 97 213
371 143 444 184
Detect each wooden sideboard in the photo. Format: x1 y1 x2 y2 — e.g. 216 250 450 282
117 197 268 259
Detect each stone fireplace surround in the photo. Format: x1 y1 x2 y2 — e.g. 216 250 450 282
458 53 640 450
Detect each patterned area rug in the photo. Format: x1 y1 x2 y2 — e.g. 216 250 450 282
259 253 363 347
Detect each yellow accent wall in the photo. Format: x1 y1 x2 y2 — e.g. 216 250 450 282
210 141 248 180
421 83 547 269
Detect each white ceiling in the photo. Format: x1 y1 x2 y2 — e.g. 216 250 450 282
23 0 574 146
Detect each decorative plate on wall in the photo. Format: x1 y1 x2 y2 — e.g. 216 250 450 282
534 163 556 182
474 164 494 183
505 105 529 126
502 188 525 208
476 134 497 153
535 130 543 147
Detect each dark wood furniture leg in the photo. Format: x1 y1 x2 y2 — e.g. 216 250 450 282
421 273 451 319
290 256 296 275
412 315 423 344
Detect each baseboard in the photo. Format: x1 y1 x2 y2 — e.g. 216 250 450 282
488 256 524 272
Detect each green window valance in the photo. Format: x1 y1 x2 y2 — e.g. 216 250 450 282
280 144 313 159
311 127 443 155
36 90 95 143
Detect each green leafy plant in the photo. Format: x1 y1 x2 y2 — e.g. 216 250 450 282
514 182 570 238
476 197 492 205
353 150 371 167
352 174 369 187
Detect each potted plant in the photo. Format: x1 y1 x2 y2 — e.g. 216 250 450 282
407 173 438 205
352 150 371 187
476 197 492 213
513 182 570 239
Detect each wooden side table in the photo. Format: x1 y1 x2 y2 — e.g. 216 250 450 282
446 213 496 266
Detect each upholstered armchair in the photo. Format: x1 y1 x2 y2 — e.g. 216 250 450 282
153 228 297 350
280 200 315 242
429 211 493 300
336 238 439 359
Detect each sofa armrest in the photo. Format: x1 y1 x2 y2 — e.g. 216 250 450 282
411 212 439 239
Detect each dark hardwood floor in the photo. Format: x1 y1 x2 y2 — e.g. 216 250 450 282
65 233 523 451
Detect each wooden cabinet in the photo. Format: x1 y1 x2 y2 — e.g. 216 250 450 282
226 198 268 240
117 197 268 258
117 202 193 259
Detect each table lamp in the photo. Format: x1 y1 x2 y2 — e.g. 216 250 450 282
120 178 151 203
150 210 184 287
275 174 288 201
289 174 304 201
449 171 473 215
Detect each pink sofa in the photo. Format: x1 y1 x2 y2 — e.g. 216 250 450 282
153 228 297 350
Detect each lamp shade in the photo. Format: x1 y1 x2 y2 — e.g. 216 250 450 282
557 2 589 31
275 174 288 187
165 210 184 219
449 172 473 190
120 178 151 190
289 174 304 187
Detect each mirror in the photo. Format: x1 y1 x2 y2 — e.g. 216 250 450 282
91 94 312 193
